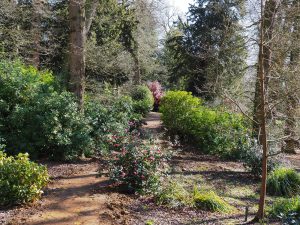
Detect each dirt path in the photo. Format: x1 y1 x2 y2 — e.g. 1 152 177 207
2 113 163 225
4 160 115 225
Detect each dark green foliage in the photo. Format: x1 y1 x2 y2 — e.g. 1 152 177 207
85 96 139 155
160 91 249 158
163 0 246 98
9 91 93 160
130 85 154 116
0 151 49 206
267 168 300 197
269 196 300 224
0 60 146 160
240 140 285 178
0 61 93 160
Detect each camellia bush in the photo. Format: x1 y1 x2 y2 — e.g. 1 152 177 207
160 91 249 158
0 151 49 206
106 131 167 194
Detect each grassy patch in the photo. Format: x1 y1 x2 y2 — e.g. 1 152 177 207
193 188 234 213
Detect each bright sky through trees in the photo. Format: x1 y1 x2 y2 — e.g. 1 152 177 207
168 0 194 14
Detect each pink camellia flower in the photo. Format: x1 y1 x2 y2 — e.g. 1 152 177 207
114 144 120 147
149 156 155 161
121 148 127 156
133 171 137 175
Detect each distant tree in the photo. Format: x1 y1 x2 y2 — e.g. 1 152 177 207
163 0 247 99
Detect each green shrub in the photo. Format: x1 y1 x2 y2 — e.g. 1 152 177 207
107 133 166 194
193 188 233 213
267 168 300 197
268 196 300 222
0 151 49 206
240 139 285 178
130 85 154 116
0 60 95 160
5 91 93 160
160 91 249 158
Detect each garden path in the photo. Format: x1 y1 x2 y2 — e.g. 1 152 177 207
4 112 163 225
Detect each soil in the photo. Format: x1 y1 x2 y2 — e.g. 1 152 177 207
1 112 299 225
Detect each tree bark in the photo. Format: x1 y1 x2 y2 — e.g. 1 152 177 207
85 0 99 36
253 0 277 141
255 0 269 220
283 3 300 154
69 0 86 108
131 50 141 85
31 0 43 68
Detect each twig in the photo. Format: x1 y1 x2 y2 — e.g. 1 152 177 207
222 92 259 124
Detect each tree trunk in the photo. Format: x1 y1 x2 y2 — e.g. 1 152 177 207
255 0 269 220
283 96 299 153
132 51 141 85
253 0 277 141
69 0 86 108
32 0 42 68
283 5 300 154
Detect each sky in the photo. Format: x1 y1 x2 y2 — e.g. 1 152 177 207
167 0 194 15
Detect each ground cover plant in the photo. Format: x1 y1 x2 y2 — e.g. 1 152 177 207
0 151 49 206
154 180 234 213
268 196 300 224
267 168 300 197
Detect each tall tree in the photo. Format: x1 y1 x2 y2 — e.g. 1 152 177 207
163 0 247 99
69 0 86 107
255 0 269 220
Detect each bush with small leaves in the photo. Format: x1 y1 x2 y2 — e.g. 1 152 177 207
267 168 300 197
0 151 49 206
130 85 154 116
160 91 249 159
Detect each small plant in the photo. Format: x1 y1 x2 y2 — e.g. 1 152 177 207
155 181 190 208
267 168 300 197
268 196 300 223
107 133 167 194
192 188 233 213
0 151 49 206
130 85 154 116
145 220 155 225
240 139 286 178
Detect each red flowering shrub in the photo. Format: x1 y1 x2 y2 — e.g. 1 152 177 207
107 133 167 194
147 81 163 111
